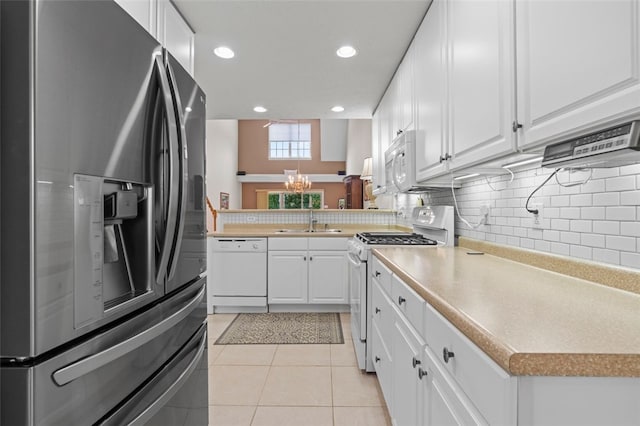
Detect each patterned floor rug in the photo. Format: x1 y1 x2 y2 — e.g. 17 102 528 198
214 312 344 345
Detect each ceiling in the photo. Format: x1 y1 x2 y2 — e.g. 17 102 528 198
173 0 431 120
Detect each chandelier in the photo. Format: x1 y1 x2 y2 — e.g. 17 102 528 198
285 171 311 193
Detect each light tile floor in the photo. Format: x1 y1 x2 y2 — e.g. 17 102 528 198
207 313 391 426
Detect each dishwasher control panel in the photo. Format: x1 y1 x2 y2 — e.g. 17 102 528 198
212 238 267 252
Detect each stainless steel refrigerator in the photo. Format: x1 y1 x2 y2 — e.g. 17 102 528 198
1 1 208 424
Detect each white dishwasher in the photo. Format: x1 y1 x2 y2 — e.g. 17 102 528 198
210 238 268 313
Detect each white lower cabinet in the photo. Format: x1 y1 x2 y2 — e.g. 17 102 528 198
267 237 348 306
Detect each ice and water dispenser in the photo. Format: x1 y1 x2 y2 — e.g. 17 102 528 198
74 174 154 329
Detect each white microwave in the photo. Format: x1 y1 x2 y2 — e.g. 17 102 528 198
384 130 421 193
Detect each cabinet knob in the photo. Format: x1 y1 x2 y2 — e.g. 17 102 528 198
398 296 406 305
443 347 455 363
375 356 381 363
374 271 381 277
397 129 403 136
375 307 381 314
309 256 313 261
439 153 452 163
303 256 307 261
418 367 428 380
412 357 421 368
512 121 523 132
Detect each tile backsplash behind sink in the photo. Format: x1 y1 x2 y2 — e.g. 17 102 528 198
394 164 640 271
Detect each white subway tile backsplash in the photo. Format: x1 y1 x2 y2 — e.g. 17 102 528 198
621 252 640 269
620 222 640 237
592 221 620 235
550 219 571 231
570 245 592 260
560 231 581 245
550 242 571 256
605 176 636 191
581 207 605 220
581 233 606 248
390 163 640 271
606 235 636 252
570 194 592 206
592 248 620 265
593 192 620 206
620 190 640 205
605 206 636 221
570 220 592 233
559 207 581 219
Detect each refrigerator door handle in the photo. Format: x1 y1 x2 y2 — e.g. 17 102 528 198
52 284 205 386
154 54 180 285
127 329 207 426
165 61 189 281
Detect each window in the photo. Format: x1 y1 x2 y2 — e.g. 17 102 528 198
269 123 311 159
267 191 323 209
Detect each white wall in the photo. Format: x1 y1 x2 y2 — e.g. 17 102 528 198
345 119 372 175
394 164 640 271
206 120 241 213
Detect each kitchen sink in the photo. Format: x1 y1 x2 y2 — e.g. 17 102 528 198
274 229 342 233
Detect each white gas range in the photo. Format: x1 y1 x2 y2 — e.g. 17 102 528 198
347 205 454 372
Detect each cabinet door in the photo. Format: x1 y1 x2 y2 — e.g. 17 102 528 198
371 109 384 194
415 0 448 182
114 0 156 36
392 311 424 426
447 0 516 171
268 251 308 303
421 346 487 426
374 96 392 195
157 0 195 75
308 251 347 304
516 0 640 151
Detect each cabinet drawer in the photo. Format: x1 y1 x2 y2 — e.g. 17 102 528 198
424 304 516 426
391 274 425 336
371 321 393 414
268 237 308 251
371 256 392 295
308 237 347 251
421 345 488 426
371 279 394 351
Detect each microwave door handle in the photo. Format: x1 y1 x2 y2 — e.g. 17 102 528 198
165 62 189 281
154 55 180 285
392 152 403 190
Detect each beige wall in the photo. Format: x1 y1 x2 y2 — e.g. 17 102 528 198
238 119 347 208
238 119 346 174
346 119 372 176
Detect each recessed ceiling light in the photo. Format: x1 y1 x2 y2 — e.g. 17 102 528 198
331 106 345 112
253 106 267 113
336 45 357 58
213 46 235 59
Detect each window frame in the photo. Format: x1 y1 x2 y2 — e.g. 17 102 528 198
268 123 312 160
266 190 324 210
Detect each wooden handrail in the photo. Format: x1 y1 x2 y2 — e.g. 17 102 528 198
206 196 217 232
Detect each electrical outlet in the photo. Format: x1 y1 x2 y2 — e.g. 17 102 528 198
531 203 543 228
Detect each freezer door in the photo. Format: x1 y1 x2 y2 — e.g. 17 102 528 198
0 279 207 426
163 53 207 293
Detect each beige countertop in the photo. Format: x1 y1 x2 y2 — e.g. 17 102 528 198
373 246 640 377
209 224 409 238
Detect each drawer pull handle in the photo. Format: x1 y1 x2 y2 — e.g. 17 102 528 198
418 367 428 379
443 347 455 363
375 356 381 363
412 357 421 368
374 271 381 277
398 296 406 305
303 256 307 261
375 307 381 314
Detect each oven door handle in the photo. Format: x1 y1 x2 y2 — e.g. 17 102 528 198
347 252 363 267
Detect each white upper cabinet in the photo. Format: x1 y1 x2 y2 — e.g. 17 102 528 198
414 0 516 182
414 0 448 182
157 0 195 75
446 0 516 171
516 0 640 151
114 0 157 36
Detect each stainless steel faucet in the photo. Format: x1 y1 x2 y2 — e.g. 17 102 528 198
308 209 317 232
